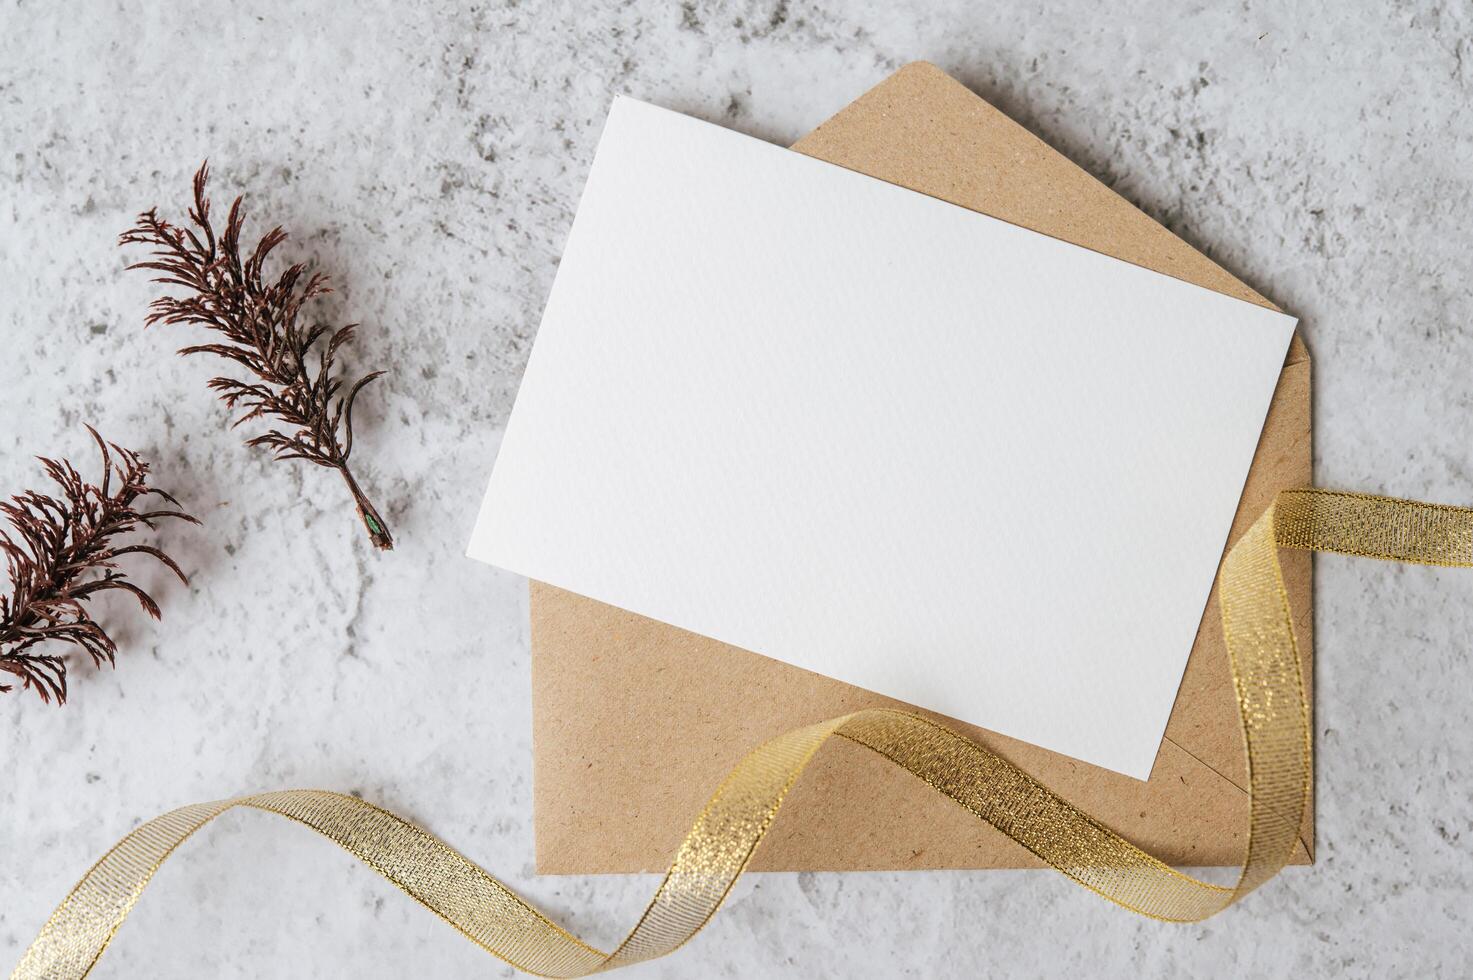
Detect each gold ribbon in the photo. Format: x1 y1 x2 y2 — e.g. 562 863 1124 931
13 488 1473 978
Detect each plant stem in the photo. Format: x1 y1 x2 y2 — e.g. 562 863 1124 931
339 465 393 551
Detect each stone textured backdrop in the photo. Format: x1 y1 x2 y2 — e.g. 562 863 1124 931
2 2 1471 977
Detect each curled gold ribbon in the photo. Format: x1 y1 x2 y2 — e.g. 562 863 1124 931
13 488 1473 978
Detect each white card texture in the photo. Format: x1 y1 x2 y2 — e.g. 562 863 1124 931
468 96 1297 779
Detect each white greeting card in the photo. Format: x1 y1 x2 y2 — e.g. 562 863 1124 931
468 96 1296 779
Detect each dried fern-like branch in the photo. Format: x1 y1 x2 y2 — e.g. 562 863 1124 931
120 162 393 549
0 427 199 704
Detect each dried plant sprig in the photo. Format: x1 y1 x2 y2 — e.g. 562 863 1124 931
120 162 394 549
0 427 199 704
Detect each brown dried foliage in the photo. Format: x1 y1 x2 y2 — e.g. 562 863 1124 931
0 428 198 704
120 163 393 549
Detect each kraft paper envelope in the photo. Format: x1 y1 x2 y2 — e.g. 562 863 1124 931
527 62 1313 872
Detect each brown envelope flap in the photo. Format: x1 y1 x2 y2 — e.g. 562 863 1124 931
794 62 1305 366
530 62 1312 873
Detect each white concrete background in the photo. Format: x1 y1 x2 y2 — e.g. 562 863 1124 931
2 1 1471 977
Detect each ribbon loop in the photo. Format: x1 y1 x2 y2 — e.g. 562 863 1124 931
13 488 1470 979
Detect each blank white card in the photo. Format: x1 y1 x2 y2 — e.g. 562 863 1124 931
469 96 1296 779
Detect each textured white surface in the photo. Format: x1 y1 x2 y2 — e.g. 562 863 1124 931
1 2 1471 977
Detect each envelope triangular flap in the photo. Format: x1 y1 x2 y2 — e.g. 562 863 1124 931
528 62 1312 872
